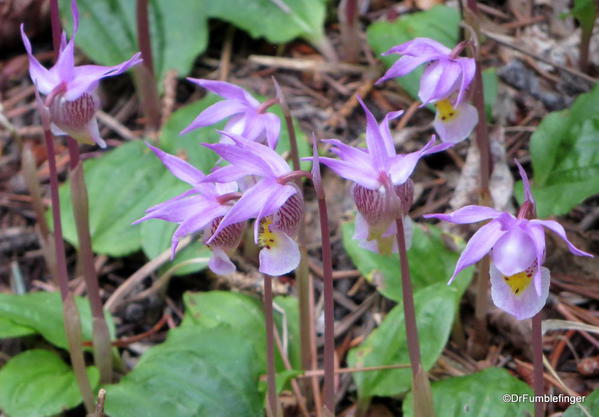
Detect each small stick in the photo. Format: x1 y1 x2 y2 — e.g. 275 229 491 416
264 276 282 417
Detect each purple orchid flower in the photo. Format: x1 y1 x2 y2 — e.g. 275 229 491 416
424 162 593 320
376 38 478 144
180 79 281 149
133 144 245 275
310 97 443 255
200 132 304 276
20 0 142 148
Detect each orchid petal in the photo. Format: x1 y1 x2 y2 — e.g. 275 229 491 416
515 159 535 205
203 141 275 178
491 227 537 277
490 263 550 320
376 55 438 84
146 143 205 185
202 165 247 183
317 157 380 189
186 78 259 106
418 61 445 104
530 220 594 257
433 102 478 144
388 137 435 185
263 112 281 149
382 38 451 57
218 131 291 176
357 96 390 166
321 139 373 169
430 60 462 102
208 248 236 275
135 195 213 224
527 224 546 295
449 219 505 283
455 58 476 105
424 205 502 224
379 110 403 156
179 100 246 135
259 230 300 276
20 25 58 94
65 53 142 100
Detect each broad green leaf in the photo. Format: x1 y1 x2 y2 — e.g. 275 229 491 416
104 326 263 417
563 388 599 416
182 291 302 372
347 283 460 398
403 368 534 417
57 140 165 256
367 6 495 118
207 0 327 46
0 317 35 339
342 222 473 303
0 292 114 350
0 349 99 417
59 0 208 84
515 82 599 217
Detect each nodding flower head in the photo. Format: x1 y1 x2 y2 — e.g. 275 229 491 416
376 38 478 144
133 144 245 276
306 97 444 254
20 0 141 147
180 79 281 149
200 132 304 276
424 161 593 319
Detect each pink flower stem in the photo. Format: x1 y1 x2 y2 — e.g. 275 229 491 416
274 78 317 410
263 276 281 417
316 186 335 416
394 216 435 417
46 4 96 409
531 313 544 417
49 0 62 60
135 0 161 131
464 0 492 358
42 124 95 413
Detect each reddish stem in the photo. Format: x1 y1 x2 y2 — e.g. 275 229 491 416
263 276 279 416
49 0 62 60
136 0 154 76
394 217 422 370
317 192 335 415
531 313 544 417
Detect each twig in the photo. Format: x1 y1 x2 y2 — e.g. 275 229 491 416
250 55 367 74
105 236 192 312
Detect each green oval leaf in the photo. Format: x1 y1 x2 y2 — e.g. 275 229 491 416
516 82 599 217
0 292 114 350
403 368 534 417
0 349 99 417
347 283 460 399
104 326 263 417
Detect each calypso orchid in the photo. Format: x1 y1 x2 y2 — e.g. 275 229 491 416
133 144 245 275
424 162 593 320
201 132 304 276
377 38 478 144
180 79 281 149
312 97 445 255
20 0 142 148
